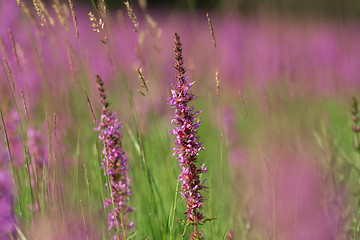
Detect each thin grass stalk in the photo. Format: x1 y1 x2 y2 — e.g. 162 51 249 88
68 0 79 38
169 182 179 240
79 199 89 240
20 11 52 107
83 161 91 205
51 113 57 207
86 7 153 199
205 15 227 227
30 154 40 212
355 211 360 240
51 145 57 210
209 203 216 237
19 1 72 90
0 106 24 219
110 53 164 238
0 59 36 215
74 128 81 205
258 149 277 240
9 29 20 68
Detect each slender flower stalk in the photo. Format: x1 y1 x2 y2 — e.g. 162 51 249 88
68 0 79 38
169 33 207 240
94 75 134 239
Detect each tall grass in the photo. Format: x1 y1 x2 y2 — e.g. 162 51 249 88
0 0 360 239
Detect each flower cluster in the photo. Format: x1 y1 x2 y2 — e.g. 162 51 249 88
88 11 104 33
95 75 133 238
169 33 207 239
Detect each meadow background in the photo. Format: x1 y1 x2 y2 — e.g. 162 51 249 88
1 0 360 239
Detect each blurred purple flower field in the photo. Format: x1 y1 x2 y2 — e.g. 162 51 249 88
1 1 360 100
0 0 360 239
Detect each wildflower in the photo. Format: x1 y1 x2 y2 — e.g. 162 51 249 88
94 75 134 238
169 33 207 239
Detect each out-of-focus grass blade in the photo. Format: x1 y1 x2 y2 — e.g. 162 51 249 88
168 181 179 240
15 226 27 240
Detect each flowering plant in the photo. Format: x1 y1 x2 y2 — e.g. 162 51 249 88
169 33 208 239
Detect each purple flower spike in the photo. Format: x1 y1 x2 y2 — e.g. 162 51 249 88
169 33 207 240
94 75 133 238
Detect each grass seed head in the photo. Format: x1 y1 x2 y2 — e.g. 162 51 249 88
9 29 19 68
33 0 47 27
4 58 15 92
206 13 216 48
136 67 148 95
124 1 139 31
68 0 79 38
215 69 220 96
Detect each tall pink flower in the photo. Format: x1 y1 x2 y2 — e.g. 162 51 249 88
94 75 133 239
169 33 207 239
